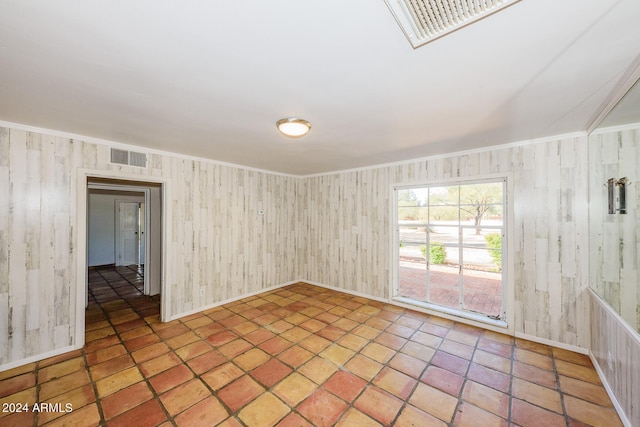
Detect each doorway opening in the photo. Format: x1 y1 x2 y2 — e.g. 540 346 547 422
85 177 164 328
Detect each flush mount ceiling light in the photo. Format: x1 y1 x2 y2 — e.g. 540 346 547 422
385 0 522 48
276 117 312 138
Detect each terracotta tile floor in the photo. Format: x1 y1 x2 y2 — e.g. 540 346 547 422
0 266 623 426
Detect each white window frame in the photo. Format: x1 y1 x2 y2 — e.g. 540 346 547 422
390 173 514 331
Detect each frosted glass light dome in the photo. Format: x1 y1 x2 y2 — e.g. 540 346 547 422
276 118 311 138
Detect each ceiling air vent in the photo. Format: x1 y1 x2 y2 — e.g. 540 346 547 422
110 148 147 168
385 0 522 48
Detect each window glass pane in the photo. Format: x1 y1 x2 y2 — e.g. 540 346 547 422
399 226 427 259
428 264 460 310
426 241 453 266
429 206 458 223
398 189 420 207
486 204 504 226
461 228 499 246
458 182 503 229
398 226 427 301
399 206 428 223
429 225 458 252
462 266 502 317
398 189 427 222
396 179 505 322
461 247 497 271
460 232 502 270
428 186 452 205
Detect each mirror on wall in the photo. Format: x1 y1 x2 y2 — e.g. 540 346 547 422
588 65 640 333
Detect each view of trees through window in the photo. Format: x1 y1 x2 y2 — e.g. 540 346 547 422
395 179 506 320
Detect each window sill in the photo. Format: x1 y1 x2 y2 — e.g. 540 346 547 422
392 296 508 329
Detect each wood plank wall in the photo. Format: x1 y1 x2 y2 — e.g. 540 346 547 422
590 290 639 427
589 127 640 332
588 126 640 427
1 124 594 368
298 136 590 348
0 127 299 366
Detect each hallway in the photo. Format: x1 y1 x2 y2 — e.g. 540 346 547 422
87 265 158 319
0 267 623 426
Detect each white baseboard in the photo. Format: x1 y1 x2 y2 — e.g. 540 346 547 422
0 345 80 373
303 280 513 336
300 280 391 305
514 332 589 355
167 280 299 322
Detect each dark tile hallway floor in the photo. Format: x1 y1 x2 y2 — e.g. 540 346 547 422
0 266 623 426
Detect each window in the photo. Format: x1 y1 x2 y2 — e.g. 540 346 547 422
394 178 507 325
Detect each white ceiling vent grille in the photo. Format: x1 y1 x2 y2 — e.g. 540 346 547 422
110 148 147 168
385 0 522 48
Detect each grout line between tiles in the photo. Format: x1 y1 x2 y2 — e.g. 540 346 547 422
2 268 621 427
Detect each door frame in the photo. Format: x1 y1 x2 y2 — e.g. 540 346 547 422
76 168 170 349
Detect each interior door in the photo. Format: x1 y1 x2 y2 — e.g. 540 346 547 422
116 201 140 266
139 202 145 265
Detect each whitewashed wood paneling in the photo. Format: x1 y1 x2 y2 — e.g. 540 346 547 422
0 123 594 367
0 126 298 366
589 128 640 333
590 290 640 427
586 125 639 427
299 136 591 348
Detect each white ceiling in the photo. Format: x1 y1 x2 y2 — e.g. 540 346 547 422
1 0 639 175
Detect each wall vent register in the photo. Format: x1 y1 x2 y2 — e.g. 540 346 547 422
385 0 522 48
110 148 148 168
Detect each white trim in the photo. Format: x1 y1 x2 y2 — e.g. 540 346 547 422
76 171 88 351
172 277 588 354
589 350 633 427
393 172 511 189
0 119 586 179
303 279 514 336
0 119 298 178
393 296 508 329
89 184 152 295
504 173 516 333
389 186 399 311
76 169 170 355
589 289 640 348
0 345 79 373
514 332 588 355
301 131 587 178
301 280 391 305
390 173 514 334
167 281 299 321
589 121 640 135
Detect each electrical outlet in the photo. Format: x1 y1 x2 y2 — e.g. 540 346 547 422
199 287 206 297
